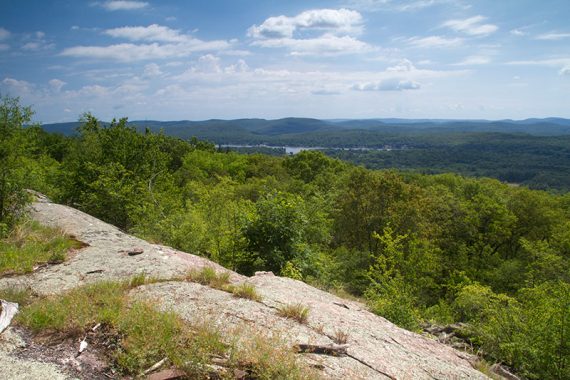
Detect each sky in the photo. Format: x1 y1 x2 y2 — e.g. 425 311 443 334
0 0 569 123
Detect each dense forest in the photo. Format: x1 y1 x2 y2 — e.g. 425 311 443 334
3 96 570 379
43 118 570 192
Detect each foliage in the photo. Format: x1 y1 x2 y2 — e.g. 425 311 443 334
6 98 570 379
0 95 34 231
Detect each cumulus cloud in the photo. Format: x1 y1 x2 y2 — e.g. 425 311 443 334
2 77 34 95
224 59 249 74
386 59 415 72
352 78 421 91
248 9 371 55
48 79 66 92
560 66 570 76
61 25 230 61
535 32 570 41
99 1 149 11
443 15 498 36
407 35 463 48
248 8 363 38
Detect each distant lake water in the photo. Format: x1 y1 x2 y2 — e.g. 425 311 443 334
218 144 399 154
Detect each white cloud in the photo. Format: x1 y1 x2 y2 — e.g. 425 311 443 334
510 29 527 36
507 58 570 67
443 15 498 36
62 24 230 61
224 59 249 74
143 63 162 77
62 39 229 62
352 78 421 91
452 55 491 65
248 9 371 55
507 58 570 76
77 84 110 97
99 1 149 11
252 34 372 56
406 35 463 48
248 8 363 39
195 54 222 73
535 32 570 41
104 24 187 42
386 59 415 72
2 77 34 95
22 42 41 50
0 27 10 40
311 88 340 95
49 79 66 92
20 31 54 51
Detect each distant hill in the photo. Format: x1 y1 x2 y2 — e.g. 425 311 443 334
41 118 570 143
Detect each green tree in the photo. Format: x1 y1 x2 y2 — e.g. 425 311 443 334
0 95 33 232
243 191 308 274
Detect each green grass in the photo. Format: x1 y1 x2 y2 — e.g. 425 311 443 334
15 278 316 379
277 303 310 324
230 282 262 301
0 220 83 275
0 287 35 306
186 266 231 290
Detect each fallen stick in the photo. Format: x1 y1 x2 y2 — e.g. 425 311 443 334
144 357 168 375
294 343 349 356
0 300 19 334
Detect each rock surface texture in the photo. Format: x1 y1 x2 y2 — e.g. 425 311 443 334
0 197 489 379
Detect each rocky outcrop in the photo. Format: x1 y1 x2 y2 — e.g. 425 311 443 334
0 197 489 379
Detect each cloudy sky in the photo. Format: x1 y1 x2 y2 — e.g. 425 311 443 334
1 0 569 123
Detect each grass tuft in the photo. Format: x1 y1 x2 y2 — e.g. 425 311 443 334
230 283 262 301
15 280 316 379
17 281 125 335
0 287 35 306
229 330 320 380
0 220 83 275
332 329 349 344
277 303 310 324
186 267 231 290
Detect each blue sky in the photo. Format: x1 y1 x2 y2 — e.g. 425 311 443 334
1 0 569 123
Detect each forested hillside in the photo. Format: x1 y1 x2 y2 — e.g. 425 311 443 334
42 118 570 191
3 96 570 379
